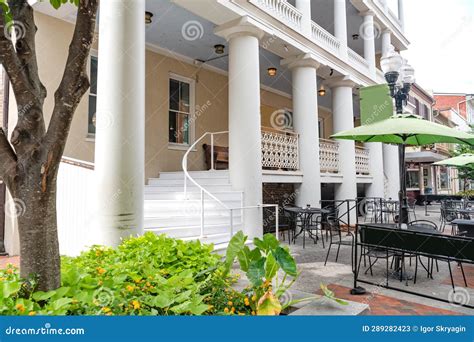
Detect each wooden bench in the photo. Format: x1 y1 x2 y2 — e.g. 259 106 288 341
203 144 228 170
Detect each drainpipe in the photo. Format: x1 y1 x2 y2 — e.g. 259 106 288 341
0 68 9 256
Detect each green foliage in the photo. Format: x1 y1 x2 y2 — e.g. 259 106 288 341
0 233 221 315
451 143 474 191
0 0 78 24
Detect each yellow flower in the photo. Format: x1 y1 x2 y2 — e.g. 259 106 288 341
28 311 36 316
6 269 14 274
102 307 111 313
132 300 140 310
15 304 25 313
230 307 235 314
96 267 106 275
251 311 256 316
244 297 250 306
126 285 135 292
251 295 257 302
238 312 245 316
227 301 233 307
98 280 103 286
224 307 229 313
0 277 5 281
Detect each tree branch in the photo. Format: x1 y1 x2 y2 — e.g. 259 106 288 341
44 0 99 159
0 1 46 155
0 127 17 183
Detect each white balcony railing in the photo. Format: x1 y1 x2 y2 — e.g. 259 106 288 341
311 21 341 55
261 128 299 170
249 0 302 31
319 139 340 173
355 146 370 174
348 48 370 74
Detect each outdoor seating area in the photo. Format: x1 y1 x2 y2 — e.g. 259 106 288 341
277 200 474 312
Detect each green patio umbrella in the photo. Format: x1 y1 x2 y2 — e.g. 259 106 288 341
331 113 474 224
433 153 474 167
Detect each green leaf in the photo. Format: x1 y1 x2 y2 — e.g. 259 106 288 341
51 298 73 311
263 234 280 251
224 231 247 273
153 293 174 309
236 246 252 272
273 247 297 277
247 257 265 287
265 252 279 280
2 282 21 298
32 291 56 302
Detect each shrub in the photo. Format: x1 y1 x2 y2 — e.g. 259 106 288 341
0 233 221 315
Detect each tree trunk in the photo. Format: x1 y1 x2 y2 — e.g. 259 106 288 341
12 163 61 291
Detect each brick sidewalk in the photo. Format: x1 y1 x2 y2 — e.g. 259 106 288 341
0 255 19 269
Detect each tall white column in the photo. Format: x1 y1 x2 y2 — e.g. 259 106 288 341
366 143 385 198
383 145 400 199
282 54 321 207
215 17 264 239
381 29 391 55
334 0 348 59
398 0 405 30
328 77 357 220
295 0 312 37
94 0 145 246
361 11 376 78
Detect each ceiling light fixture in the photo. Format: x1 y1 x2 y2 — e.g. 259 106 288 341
318 85 326 97
214 44 225 55
145 11 153 24
267 67 277 77
352 34 359 40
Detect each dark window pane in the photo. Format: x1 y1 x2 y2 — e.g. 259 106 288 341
169 111 177 143
179 82 190 113
88 95 96 135
178 113 189 144
90 56 98 95
169 79 180 111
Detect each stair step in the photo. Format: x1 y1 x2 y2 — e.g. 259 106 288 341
158 170 229 180
144 191 242 201
144 215 242 228
148 177 230 186
145 184 234 193
144 200 243 212
145 223 241 238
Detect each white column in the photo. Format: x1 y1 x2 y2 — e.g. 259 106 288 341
398 0 405 30
334 0 348 58
328 77 357 218
361 11 376 78
295 0 312 37
366 143 385 198
381 29 391 55
93 0 145 246
282 54 321 207
383 145 400 199
215 17 264 239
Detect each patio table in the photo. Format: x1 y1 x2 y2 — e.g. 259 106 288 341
452 219 474 238
284 207 331 243
457 209 474 220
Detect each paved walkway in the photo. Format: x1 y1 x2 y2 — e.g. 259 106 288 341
286 207 474 315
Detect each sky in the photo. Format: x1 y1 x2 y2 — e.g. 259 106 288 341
393 0 474 94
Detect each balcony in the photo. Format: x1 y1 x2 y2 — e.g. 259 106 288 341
249 0 302 31
311 21 341 55
261 127 300 171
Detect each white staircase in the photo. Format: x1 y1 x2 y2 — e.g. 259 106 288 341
144 170 243 249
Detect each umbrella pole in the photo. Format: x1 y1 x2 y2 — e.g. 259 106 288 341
398 143 409 226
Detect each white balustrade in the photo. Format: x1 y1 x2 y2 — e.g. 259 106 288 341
355 146 371 174
319 139 340 173
311 21 341 55
348 48 370 74
261 128 299 170
249 0 302 31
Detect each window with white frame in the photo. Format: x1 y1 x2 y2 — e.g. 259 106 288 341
88 54 98 136
169 75 194 145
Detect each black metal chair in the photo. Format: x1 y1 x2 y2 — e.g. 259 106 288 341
324 216 354 266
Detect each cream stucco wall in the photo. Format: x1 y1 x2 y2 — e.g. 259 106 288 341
12 12 337 182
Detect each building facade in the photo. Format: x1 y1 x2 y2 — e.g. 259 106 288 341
3 0 409 256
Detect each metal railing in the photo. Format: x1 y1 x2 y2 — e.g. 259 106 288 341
182 131 280 240
319 138 340 173
348 48 370 74
261 127 299 170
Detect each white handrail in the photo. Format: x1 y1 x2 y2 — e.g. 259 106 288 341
182 131 229 208
182 132 280 240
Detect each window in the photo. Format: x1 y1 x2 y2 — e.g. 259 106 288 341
439 167 449 189
414 98 420 116
169 76 194 145
406 170 420 189
88 55 98 136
